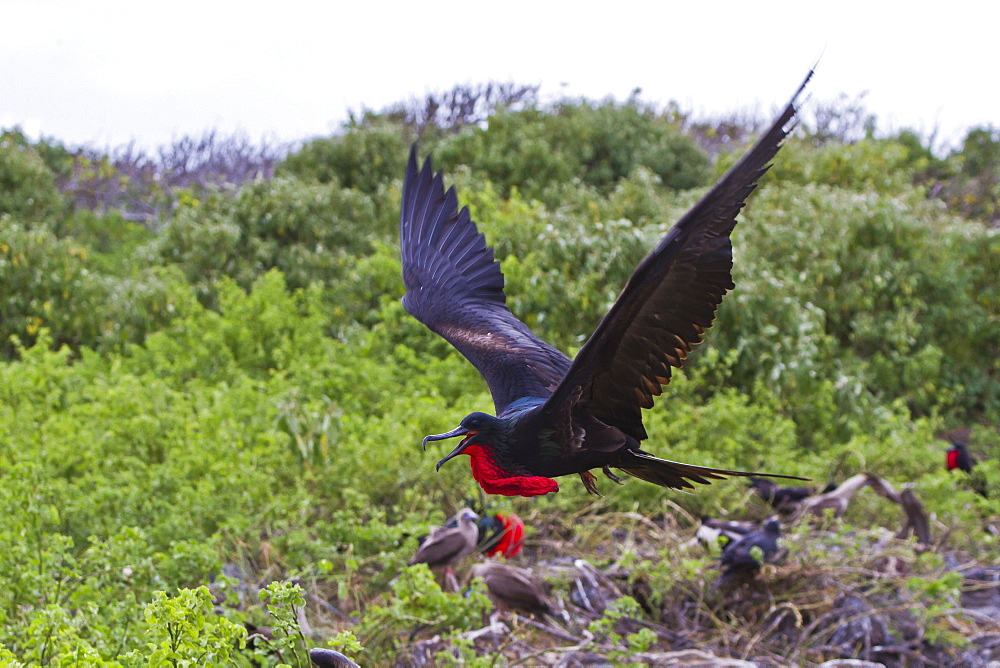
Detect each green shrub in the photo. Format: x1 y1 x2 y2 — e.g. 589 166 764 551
278 122 409 194
0 130 65 222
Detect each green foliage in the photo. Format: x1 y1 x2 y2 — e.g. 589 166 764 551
278 122 409 194
55 208 157 272
0 222 95 351
254 581 310 666
2 87 999 664
357 565 491 663
933 125 1000 222
0 129 65 221
588 596 657 662
151 178 386 306
325 630 363 660
123 587 245 667
0 220 190 356
431 97 710 202
767 137 923 192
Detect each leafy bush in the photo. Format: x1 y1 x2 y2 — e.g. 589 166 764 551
152 178 386 305
932 125 1000 223
279 122 409 194
431 97 710 202
0 130 65 222
1 86 999 664
0 222 189 356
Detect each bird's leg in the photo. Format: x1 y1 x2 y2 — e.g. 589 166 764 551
602 466 625 485
445 567 461 593
579 471 602 497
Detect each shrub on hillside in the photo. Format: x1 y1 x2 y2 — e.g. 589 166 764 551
0 131 65 222
278 122 409 194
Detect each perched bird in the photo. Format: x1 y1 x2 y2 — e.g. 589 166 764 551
411 508 479 590
946 442 988 497
719 518 782 583
696 516 755 549
418 509 525 558
475 511 525 558
468 561 553 616
946 442 975 473
402 73 813 497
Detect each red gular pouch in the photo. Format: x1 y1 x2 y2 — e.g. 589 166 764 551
946 449 960 471
464 444 559 497
484 512 525 558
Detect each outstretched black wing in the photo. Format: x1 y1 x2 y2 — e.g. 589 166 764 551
400 147 571 413
545 71 812 443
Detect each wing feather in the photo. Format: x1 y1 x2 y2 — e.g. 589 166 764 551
400 147 571 413
545 71 812 442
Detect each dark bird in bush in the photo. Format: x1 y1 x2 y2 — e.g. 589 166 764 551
946 442 988 497
696 516 755 548
468 561 553 616
946 442 975 474
718 518 782 583
401 73 813 497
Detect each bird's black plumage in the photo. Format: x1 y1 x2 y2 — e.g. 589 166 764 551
946 442 988 497
402 72 813 497
400 154 571 412
749 477 820 511
309 649 360 668
719 518 782 583
946 442 975 473
697 516 755 549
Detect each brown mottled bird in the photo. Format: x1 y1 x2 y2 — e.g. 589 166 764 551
468 561 552 616
410 508 479 590
403 72 813 497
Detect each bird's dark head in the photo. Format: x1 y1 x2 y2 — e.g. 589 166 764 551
423 412 504 471
422 412 559 497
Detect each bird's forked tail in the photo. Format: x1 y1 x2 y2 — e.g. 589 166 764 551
614 449 808 492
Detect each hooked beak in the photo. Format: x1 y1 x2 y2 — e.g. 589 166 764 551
422 425 472 450
421 426 479 471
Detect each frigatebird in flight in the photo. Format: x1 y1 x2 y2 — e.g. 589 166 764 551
401 73 813 497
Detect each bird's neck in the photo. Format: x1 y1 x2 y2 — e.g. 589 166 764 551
464 444 558 497
833 474 870 497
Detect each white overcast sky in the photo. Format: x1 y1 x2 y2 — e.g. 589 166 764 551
2 0 996 153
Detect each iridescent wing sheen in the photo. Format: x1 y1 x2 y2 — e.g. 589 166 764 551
400 147 571 413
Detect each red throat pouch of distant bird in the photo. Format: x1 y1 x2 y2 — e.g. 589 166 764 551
486 513 525 557
946 449 959 470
